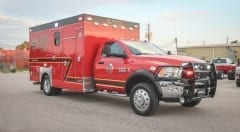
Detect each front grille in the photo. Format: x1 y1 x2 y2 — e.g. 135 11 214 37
195 72 209 79
192 63 212 89
183 63 217 98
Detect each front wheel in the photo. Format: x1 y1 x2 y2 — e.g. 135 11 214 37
217 71 224 80
181 99 201 107
130 83 159 116
228 72 235 80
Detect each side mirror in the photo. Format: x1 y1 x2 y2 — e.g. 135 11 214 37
167 51 172 55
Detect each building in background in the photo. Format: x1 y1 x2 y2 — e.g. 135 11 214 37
0 48 29 72
177 43 240 63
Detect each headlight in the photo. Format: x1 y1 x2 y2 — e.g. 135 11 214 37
193 63 211 71
158 67 182 78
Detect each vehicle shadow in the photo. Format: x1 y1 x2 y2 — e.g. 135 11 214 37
59 91 130 108
33 90 207 116
154 103 205 116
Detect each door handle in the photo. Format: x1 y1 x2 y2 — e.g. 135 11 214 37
98 61 104 64
77 56 81 62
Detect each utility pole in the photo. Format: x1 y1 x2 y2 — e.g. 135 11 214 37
175 37 178 55
203 40 206 45
146 23 151 43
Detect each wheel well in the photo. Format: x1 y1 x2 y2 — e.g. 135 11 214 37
125 75 160 97
41 73 49 81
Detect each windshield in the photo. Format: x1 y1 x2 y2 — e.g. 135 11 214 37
212 59 227 63
122 40 167 55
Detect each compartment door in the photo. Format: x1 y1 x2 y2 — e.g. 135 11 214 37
62 29 83 91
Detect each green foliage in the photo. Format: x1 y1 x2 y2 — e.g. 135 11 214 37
16 41 29 50
17 67 28 72
10 69 16 73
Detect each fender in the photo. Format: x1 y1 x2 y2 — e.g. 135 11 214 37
125 69 162 97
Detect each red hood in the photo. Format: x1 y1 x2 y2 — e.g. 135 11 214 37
133 55 205 66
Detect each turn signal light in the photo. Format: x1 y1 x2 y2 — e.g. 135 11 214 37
182 66 194 79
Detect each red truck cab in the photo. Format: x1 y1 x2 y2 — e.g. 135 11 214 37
29 14 217 115
212 58 235 80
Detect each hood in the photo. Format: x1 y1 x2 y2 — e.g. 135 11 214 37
134 55 205 66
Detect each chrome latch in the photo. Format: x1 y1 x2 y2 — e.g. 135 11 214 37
63 61 68 66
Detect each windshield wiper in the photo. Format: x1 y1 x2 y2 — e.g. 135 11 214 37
140 53 154 55
135 53 156 55
135 53 142 55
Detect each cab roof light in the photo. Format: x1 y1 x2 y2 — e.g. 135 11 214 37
94 22 99 26
113 24 117 28
129 27 133 31
87 16 93 21
78 17 83 21
103 23 109 27
54 22 59 28
121 26 126 29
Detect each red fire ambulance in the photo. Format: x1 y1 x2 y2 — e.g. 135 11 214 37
29 14 217 115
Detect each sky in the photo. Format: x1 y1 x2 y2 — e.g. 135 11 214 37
0 0 240 51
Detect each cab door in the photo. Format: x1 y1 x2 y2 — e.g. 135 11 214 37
95 42 130 93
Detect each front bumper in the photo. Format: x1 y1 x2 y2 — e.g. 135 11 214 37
156 63 217 102
157 79 215 100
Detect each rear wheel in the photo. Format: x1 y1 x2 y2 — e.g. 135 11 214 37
41 75 62 96
182 99 201 107
130 83 159 116
228 72 235 80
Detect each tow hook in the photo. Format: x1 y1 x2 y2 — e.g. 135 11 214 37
179 97 185 104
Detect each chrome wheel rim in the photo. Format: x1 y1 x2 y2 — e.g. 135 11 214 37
133 89 150 112
43 78 50 93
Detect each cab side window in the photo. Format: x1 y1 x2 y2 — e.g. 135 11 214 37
111 43 124 54
102 42 125 57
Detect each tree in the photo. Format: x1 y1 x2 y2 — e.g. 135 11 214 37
16 41 29 50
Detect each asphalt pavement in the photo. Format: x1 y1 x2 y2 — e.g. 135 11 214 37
0 72 240 132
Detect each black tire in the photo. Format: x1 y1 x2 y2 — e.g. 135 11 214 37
54 88 62 95
130 83 159 116
228 72 235 80
217 71 224 80
41 75 62 96
182 99 201 107
236 79 240 87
